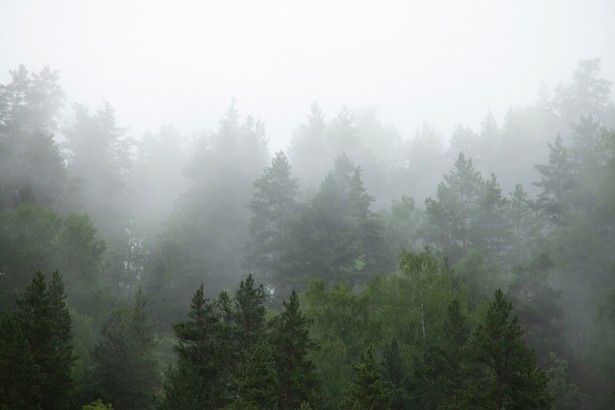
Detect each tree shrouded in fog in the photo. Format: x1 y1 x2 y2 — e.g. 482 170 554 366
2 25 615 410
0 65 67 209
244 151 299 298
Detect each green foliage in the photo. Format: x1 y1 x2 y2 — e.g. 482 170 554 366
345 345 392 410
0 65 67 209
270 290 319 409
533 134 577 225
0 204 108 318
288 154 388 287
236 340 278 409
463 289 552 409
82 399 113 410
90 289 159 410
424 152 484 261
164 284 225 408
245 151 299 299
0 271 74 410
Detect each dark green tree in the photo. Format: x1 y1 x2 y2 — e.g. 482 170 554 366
345 345 392 410
162 284 225 408
463 289 551 410
90 289 159 410
270 290 319 409
233 274 267 376
381 338 411 410
0 271 74 410
232 340 279 409
244 151 299 298
0 313 40 409
413 299 470 410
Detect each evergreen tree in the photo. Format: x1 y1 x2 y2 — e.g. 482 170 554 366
462 289 551 410
414 299 470 409
0 65 67 210
91 289 159 410
0 271 74 410
233 274 267 376
233 340 279 409
0 310 41 409
533 134 577 226
424 152 484 261
505 184 542 267
157 358 200 410
270 290 319 409
164 284 225 408
244 151 299 299
289 102 328 188
381 338 411 410
288 154 386 287
345 345 392 410
508 253 566 367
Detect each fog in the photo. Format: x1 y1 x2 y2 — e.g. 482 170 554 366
3 0 615 150
2 1 615 409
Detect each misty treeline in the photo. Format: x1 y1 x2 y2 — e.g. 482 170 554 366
0 58 614 409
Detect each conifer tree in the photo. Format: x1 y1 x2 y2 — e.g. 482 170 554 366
232 340 279 409
244 151 299 298
166 284 225 408
463 289 552 410
0 271 74 409
270 290 319 409
91 289 159 410
345 345 392 410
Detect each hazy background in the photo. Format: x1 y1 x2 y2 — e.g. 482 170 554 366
2 0 615 150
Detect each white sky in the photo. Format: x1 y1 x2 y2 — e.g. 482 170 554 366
2 0 615 151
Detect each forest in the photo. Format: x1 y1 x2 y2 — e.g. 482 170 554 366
0 58 614 409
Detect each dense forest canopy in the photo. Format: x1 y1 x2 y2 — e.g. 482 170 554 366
2 2 615 409
1 57 614 409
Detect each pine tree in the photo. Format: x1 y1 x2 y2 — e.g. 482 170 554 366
0 271 74 409
91 289 159 410
463 289 552 410
233 274 267 377
244 151 299 299
270 290 319 409
424 152 484 261
345 345 392 410
414 299 469 409
165 284 225 408
233 340 279 409
533 134 577 226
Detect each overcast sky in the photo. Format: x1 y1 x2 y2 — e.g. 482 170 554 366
2 0 615 151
